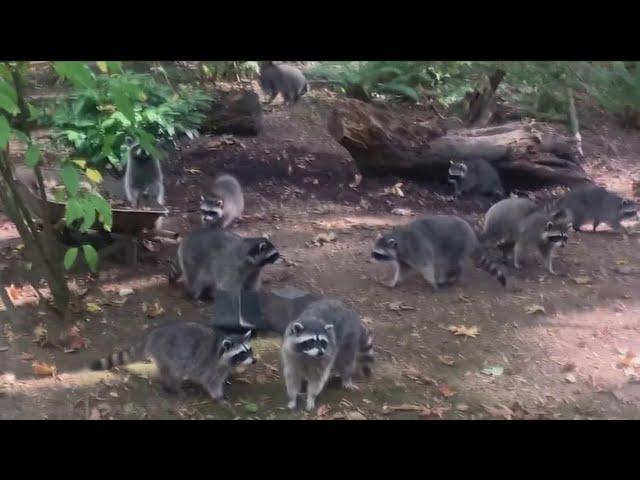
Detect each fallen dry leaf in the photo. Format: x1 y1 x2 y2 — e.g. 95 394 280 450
308 232 337 247
6 284 21 302
88 407 102 420
84 302 103 314
345 411 367 420
437 355 456 366
388 301 415 311
571 276 592 285
383 404 432 416
32 323 49 347
32 361 57 377
565 373 577 384
349 173 363 189
142 239 160 252
361 316 374 326
483 404 513 420
438 384 456 398
118 288 134 297
616 351 640 369
315 404 331 418
524 304 546 315
391 208 413 216
3 324 16 343
448 325 480 338
402 367 434 385
383 182 405 198
61 325 89 353
19 352 35 361
458 294 472 303
142 299 165 318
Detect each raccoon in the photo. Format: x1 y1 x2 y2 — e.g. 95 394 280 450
481 197 572 274
123 137 165 208
372 215 506 289
259 61 309 104
200 174 245 228
90 322 255 404
176 228 279 300
448 159 505 199
557 184 638 233
281 299 374 412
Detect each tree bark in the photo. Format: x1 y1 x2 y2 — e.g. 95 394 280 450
327 98 589 190
465 69 506 127
200 90 263 136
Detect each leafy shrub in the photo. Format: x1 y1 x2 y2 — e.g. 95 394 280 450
39 62 211 171
200 61 260 82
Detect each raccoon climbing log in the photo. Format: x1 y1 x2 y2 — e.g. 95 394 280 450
201 89 263 136
327 98 590 190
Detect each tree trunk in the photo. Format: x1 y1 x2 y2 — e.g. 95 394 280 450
200 89 263 136
465 69 506 128
327 98 589 190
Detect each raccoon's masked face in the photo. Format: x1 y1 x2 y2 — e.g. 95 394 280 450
219 330 257 367
200 195 224 225
542 219 569 248
372 233 398 261
618 198 638 220
246 238 280 267
448 161 467 182
287 322 335 358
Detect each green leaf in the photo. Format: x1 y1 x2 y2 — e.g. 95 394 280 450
82 244 99 273
53 62 96 90
112 87 135 123
11 129 30 143
80 201 96 231
64 247 79 270
25 144 40 167
96 61 108 73
88 193 112 231
135 129 162 160
65 198 84 224
0 93 18 115
0 115 10 149
106 61 123 73
61 163 80 196
244 403 259 413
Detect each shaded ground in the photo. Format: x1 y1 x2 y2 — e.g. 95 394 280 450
1 91 640 419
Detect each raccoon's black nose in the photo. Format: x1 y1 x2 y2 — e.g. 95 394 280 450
251 358 257 364
317 350 324 357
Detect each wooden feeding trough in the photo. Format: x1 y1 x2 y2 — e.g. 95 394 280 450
14 174 173 265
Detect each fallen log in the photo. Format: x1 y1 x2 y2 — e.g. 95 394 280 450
200 89 263 136
327 98 589 190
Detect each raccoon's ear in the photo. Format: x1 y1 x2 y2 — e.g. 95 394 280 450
292 322 304 335
545 221 554 231
200 195 205 202
622 199 631 206
388 237 398 248
324 324 335 332
124 136 135 147
216 199 224 207
449 160 454 165
243 330 253 341
222 339 232 351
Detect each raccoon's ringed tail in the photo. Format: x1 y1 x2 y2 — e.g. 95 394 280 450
91 347 136 371
358 325 374 377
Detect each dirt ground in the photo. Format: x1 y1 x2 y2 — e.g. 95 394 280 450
1 93 640 420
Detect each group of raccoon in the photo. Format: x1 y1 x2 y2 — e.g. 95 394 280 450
94 173 373 412
99 68 638 413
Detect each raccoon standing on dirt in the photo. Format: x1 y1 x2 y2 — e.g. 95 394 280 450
90 322 256 404
481 197 572 274
281 299 374 412
175 228 279 300
557 184 638 233
259 61 309 104
123 137 165 208
199 174 245 228
448 159 505 200
371 215 507 289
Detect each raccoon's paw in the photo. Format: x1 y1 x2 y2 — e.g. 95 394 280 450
342 380 359 391
287 399 298 410
304 399 316 412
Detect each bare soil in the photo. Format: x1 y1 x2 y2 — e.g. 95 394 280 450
1 93 640 420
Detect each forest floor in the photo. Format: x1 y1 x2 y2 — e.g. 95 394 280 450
1 90 640 420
